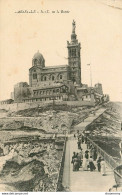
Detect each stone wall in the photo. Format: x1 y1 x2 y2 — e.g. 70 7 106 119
14 86 31 103
0 101 95 112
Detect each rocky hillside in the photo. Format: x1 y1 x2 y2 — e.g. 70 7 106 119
0 136 64 191
0 106 97 134
88 102 121 162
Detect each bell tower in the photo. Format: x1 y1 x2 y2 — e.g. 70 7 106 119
67 20 81 85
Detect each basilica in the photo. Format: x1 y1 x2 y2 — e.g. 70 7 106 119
12 21 105 104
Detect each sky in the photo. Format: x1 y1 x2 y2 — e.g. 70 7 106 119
0 0 122 101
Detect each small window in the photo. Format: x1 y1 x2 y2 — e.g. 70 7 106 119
60 75 62 79
70 49 72 57
52 76 54 81
33 73 37 79
72 49 76 57
34 59 38 66
44 76 46 81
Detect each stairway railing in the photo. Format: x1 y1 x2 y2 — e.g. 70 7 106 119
87 137 120 169
55 137 67 191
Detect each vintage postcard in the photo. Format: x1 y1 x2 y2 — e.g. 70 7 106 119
0 0 122 193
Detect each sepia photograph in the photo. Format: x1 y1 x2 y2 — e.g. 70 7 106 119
0 0 122 192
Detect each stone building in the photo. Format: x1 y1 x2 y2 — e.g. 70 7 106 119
94 83 103 95
28 20 81 88
14 82 30 102
13 20 82 103
0 99 14 105
10 20 105 104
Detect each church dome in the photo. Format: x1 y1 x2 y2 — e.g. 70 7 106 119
32 50 45 67
33 51 44 61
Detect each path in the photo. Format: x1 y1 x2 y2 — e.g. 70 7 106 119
69 137 115 192
74 108 106 132
62 107 116 192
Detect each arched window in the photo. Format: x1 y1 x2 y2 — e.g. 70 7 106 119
33 73 37 79
56 89 59 93
71 49 76 57
59 75 62 79
52 76 54 81
72 77 75 83
34 59 38 66
44 76 46 81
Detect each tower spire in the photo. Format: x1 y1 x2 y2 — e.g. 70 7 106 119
67 20 81 86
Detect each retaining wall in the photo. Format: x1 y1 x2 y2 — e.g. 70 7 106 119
0 101 95 112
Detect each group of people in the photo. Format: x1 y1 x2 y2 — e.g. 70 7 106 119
71 151 83 171
72 133 106 175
